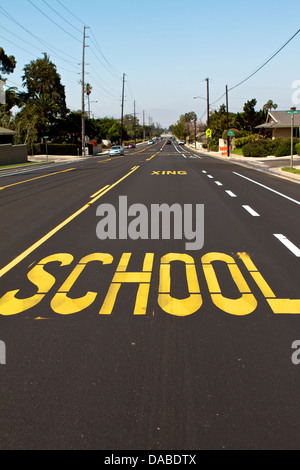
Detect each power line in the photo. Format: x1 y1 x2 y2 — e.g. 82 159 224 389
56 0 86 26
229 28 300 92
89 29 122 79
0 26 79 72
27 0 81 43
0 6 80 64
209 28 300 109
41 0 82 34
88 45 122 82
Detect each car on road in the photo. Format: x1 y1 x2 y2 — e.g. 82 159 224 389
128 143 136 149
166 139 172 145
110 145 124 156
178 140 185 145
148 140 154 145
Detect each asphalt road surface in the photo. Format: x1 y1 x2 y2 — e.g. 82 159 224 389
0 140 299 450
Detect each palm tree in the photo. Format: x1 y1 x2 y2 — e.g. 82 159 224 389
263 100 278 115
4 86 22 111
86 83 93 118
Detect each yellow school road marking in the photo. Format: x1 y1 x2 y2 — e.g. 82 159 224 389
0 166 140 279
1 251 300 317
0 168 76 191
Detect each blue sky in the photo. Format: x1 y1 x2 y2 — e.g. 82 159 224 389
0 0 299 127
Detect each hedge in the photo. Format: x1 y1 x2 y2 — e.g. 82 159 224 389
28 143 80 156
234 134 258 149
242 138 299 158
296 143 300 156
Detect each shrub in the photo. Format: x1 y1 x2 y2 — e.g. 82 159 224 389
296 143 300 156
28 143 79 156
272 138 299 157
234 134 258 149
242 140 275 158
242 138 299 158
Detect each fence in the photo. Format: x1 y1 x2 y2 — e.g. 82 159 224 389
0 144 28 166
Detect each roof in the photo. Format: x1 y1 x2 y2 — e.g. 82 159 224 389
256 110 300 129
0 127 17 135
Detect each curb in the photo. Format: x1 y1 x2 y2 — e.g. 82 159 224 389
186 145 300 185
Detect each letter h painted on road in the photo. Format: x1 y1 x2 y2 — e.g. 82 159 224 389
99 253 154 315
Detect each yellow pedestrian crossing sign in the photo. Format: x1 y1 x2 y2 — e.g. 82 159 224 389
206 129 212 138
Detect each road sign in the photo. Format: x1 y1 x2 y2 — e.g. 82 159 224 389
228 130 235 136
43 136 49 139
286 110 299 115
206 129 212 138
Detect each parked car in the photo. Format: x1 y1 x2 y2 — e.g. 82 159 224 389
110 145 124 156
128 143 136 149
148 140 154 145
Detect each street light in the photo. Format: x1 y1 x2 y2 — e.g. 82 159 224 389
88 100 98 119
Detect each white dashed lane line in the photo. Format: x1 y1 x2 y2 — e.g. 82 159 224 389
242 205 260 217
274 234 300 258
226 190 237 198
201 171 299 258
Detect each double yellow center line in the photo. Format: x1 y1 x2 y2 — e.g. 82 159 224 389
0 168 75 191
0 166 140 278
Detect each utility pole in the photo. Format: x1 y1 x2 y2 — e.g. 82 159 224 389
120 73 126 146
133 100 137 144
81 26 89 157
143 110 145 142
226 85 230 157
206 78 210 152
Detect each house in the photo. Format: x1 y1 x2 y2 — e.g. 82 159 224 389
256 110 300 139
0 126 16 144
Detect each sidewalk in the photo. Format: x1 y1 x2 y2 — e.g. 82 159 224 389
187 145 300 184
28 152 110 164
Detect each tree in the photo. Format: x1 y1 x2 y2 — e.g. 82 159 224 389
21 53 67 139
0 47 16 79
3 87 23 111
263 100 278 114
0 48 17 123
172 116 186 140
242 99 264 133
183 111 197 138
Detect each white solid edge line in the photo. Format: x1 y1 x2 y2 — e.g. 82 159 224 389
274 234 300 257
242 205 260 216
233 172 300 206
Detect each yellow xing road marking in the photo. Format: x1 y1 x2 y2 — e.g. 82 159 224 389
0 251 299 317
151 171 187 176
0 168 76 191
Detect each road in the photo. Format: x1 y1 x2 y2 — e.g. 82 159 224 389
0 140 299 450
